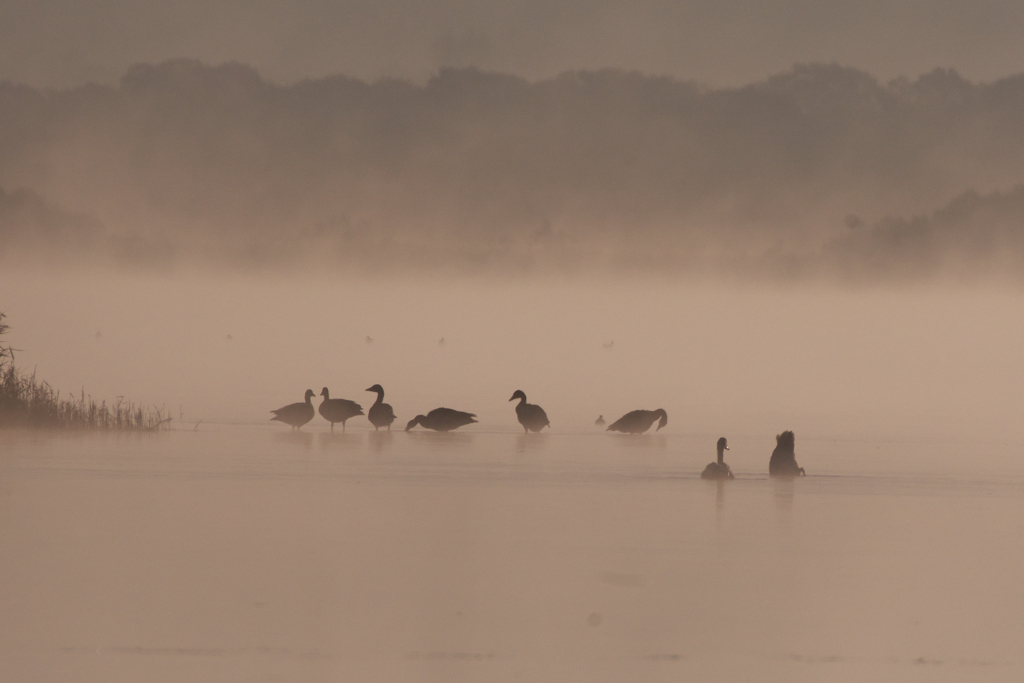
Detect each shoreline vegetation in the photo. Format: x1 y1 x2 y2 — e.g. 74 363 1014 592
0 312 170 431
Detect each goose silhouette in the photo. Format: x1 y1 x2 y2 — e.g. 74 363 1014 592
509 390 550 433
606 409 667 434
595 415 606 426
405 408 477 432
769 430 805 477
270 389 316 430
365 384 396 431
701 437 735 480
318 387 364 432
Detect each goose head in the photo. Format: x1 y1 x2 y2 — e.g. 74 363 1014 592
509 390 526 403
366 384 384 394
304 389 316 402
320 387 330 399
405 415 425 431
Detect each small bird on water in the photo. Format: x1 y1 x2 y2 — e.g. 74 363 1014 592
270 389 316 430
365 384 396 431
595 415 606 426
606 409 668 434
701 437 735 480
405 408 477 432
509 390 550 433
318 387 363 432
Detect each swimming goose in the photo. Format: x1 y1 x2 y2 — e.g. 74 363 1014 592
365 384 396 431
405 407 477 432
595 415 606 426
768 430 805 477
606 409 667 434
270 389 316 430
509 390 550 433
701 437 735 480
319 387 364 432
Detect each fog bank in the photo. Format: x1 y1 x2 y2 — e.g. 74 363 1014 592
4 61 1024 282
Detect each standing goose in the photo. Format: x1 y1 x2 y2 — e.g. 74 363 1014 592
270 389 316 430
405 408 477 432
319 387 364 432
701 437 735 480
606 409 667 434
365 384 396 431
509 390 550 433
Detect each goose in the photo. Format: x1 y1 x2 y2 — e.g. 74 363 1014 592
318 387 364 432
509 390 550 433
365 384 396 431
701 437 735 480
595 415 606 426
768 430 805 477
270 389 316 430
606 409 667 434
405 407 477 432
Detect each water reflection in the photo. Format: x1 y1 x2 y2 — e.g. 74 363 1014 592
606 434 668 450
515 433 549 454
317 432 362 450
367 431 394 454
404 431 475 452
272 431 314 450
773 477 795 527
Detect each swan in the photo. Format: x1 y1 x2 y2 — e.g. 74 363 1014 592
606 409 667 434
701 437 735 480
270 389 316 430
768 430 805 477
509 390 550 433
318 387 364 432
405 407 477 432
365 384 396 431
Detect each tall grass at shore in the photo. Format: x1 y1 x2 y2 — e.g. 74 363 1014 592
0 312 170 430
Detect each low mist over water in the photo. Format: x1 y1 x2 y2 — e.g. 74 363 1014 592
4 11 1024 679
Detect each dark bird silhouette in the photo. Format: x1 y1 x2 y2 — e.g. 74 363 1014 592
769 430 805 477
701 437 735 480
318 387 363 433
509 390 550 433
270 389 316 430
595 415 606 426
365 384 396 431
405 408 477 432
606 409 667 434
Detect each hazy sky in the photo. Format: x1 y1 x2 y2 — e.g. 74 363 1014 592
2 0 1024 87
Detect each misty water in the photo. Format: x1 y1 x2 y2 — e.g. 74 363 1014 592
3 269 1024 682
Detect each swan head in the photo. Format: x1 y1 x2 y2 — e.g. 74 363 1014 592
405 415 425 431
509 390 526 402
366 384 384 394
656 410 668 431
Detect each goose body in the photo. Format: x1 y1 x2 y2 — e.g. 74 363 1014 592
365 384 396 431
270 389 316 429
319 387 363 432
606 408 667 434
769 430 805 477
509 390 549 433
701 437 735 480
405 408 477 432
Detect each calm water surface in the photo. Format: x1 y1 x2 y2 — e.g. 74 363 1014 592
2 424 1023 682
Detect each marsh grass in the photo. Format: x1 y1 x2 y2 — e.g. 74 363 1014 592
0 312 170 431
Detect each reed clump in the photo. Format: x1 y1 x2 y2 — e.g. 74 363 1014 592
0 313 170 431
